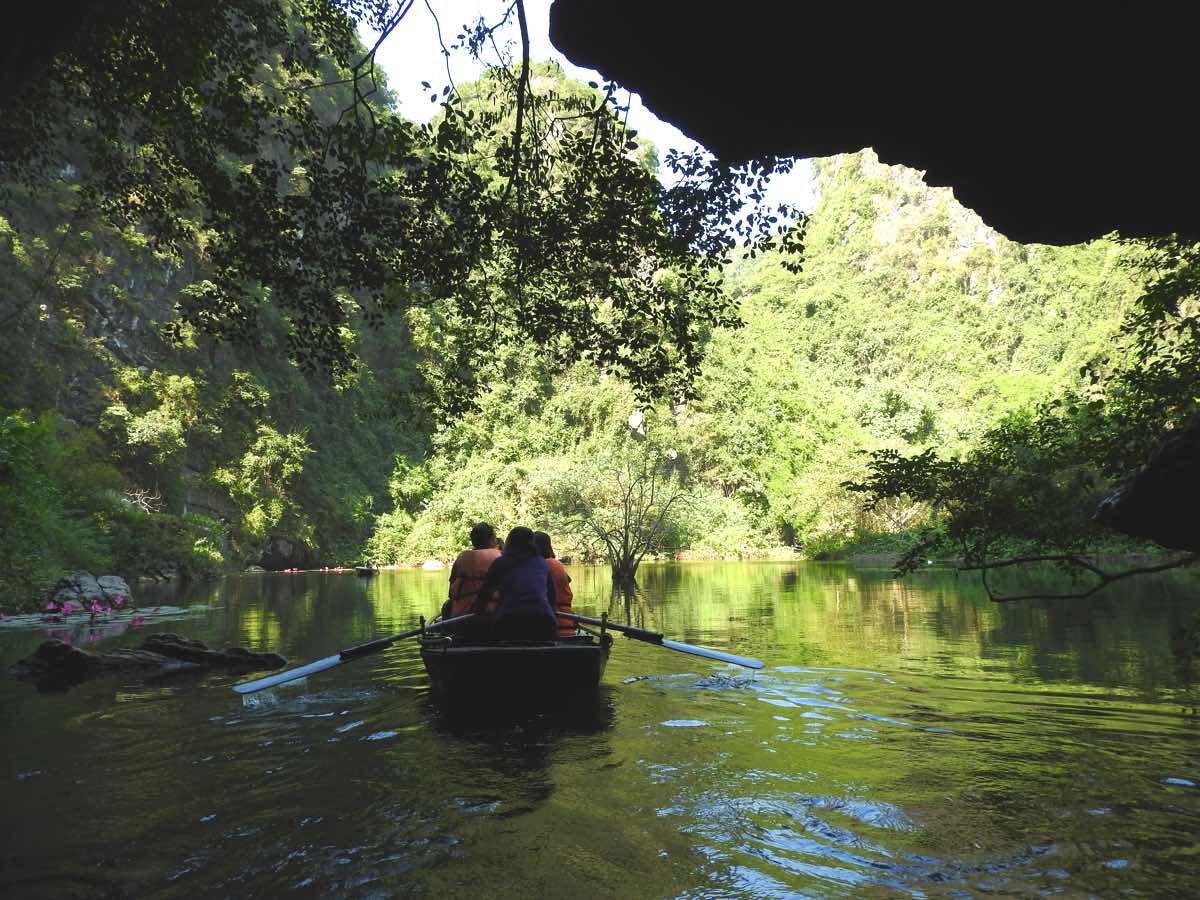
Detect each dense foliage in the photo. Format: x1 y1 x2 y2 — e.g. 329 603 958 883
849 236 1200 597
2 0 1173 606
0 0 792 605
1 0 800 406
365 152 1144 573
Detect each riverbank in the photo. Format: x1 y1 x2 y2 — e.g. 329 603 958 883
7 534 1185 618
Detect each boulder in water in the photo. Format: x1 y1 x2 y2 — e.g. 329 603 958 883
50 572 133 607
97 575 132 601
10 639 191 685
9 633 287 691
140 633 287 669
51 572 103 606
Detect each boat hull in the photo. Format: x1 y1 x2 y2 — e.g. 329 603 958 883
419 634 611 696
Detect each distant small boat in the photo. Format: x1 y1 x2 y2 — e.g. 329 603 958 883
355 566 377 577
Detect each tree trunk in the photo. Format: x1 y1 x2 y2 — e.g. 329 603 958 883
610 555 639 586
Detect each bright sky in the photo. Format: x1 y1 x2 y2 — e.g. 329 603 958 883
360 0 817 212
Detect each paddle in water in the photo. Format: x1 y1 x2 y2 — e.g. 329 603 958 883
232 614 475 694
559 613 764 669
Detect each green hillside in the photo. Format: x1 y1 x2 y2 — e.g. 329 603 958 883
0 55 1148 608
366 149 1141 564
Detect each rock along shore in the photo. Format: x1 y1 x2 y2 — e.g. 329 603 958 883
9 633 287 692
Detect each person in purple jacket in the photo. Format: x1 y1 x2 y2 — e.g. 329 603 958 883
472 526 558 642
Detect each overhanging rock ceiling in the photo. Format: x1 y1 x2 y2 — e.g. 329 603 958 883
550 0 1198 246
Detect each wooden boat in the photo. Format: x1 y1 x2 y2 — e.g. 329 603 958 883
418 632 612 696
232 613 760 701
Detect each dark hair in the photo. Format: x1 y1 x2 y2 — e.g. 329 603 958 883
533 531 555 559
469 522 496 549
504 526 535 558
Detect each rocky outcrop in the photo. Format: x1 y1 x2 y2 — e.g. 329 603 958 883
1095 417 1200 552
259 536 314 571
9 633 286 690
97 575 131 598
181 468 236 521
549 0 1198 245
140 633 286 669
50 572 132 606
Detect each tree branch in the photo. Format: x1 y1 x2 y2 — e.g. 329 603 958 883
331 0 415 161
423 0 457 96
501 0 530 227
973 552 1199 602
960 553 1107 579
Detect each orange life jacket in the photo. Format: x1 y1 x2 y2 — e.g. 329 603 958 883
448 548 501 616
547 557 574 637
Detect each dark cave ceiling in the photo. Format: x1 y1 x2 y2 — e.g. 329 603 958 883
550 0 1198 246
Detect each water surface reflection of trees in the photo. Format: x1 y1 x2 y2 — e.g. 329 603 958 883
204 565 1200 696
569 562 1200 695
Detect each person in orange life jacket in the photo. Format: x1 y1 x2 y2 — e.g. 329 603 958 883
473 526 558 642
443 522 502 620
533 531 574 638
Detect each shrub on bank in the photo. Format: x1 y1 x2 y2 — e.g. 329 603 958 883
105 508 230 582
0 409 233 612
0 410 119 607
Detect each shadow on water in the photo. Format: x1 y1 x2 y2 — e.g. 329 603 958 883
424 685 617 743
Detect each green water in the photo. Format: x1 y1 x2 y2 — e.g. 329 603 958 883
2 562 1199 897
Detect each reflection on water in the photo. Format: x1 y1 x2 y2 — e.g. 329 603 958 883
2 562 1199 897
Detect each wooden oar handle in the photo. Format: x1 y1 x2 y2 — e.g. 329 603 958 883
338 613 475 661
561 612 663 644
617 624 663 644
340 635 401 660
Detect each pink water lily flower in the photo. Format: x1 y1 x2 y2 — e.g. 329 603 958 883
61 602 74 615
114 596 125 606
45 601 58 612
131 614 146 627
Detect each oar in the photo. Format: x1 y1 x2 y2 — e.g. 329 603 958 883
232 614 475 695
561 612 763 670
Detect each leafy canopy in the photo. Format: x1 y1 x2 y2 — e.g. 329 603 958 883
1 0 804 412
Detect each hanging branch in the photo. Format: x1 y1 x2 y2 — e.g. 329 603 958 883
423 0 458 95
329 0 416 163
503 0 531 210
507 0 530 193
964 552 1199 602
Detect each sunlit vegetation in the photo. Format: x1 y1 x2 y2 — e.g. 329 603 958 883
2 0 1181 607
370 151 1147 578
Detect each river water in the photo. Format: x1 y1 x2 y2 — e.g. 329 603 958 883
2 562 1199 897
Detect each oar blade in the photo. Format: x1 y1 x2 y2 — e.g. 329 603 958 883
661 639 764 670
233 654 343 694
